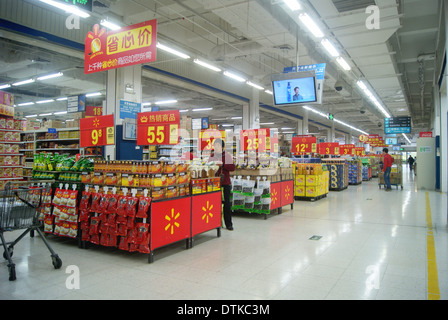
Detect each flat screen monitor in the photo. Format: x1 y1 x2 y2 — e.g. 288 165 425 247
386 137 398 145
271 71 318 106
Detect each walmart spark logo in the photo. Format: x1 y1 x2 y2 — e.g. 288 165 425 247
271 189 278 204
165 208 180 235
284 185 291 200
202 201 214 224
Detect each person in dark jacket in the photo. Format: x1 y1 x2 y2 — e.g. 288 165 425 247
209 138 236 230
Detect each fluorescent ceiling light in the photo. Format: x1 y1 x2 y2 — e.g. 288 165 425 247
265 90 273 95
0 84 11 90
321 39 339 57
231 117 242 120
18 102 35 107
402 133 411 144
221 124 234 127
356 80 367 90
12 79 35 86
53 111 68 115
86 92 102 97
25 114 37 118
281 127 294 130
192 108 213 112
224 71 246 82
179 109 189 113
40 0 90 18
246 81 264 90
260 122 275 125
141 102 152 107
100 19 121 31
283 0 301 11
194 59 221 72
39 113 52 116
155 100 177 105
299 13 324 38
36 99 54 104
157 43 190 59
57 97 68 101
37 72 63 81
336 57 351 71
283 131 295 134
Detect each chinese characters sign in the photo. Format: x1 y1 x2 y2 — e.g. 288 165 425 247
240 129 270 152
318 142 339 155
137 110 180 146
80 114 114 148
339 144 355 156
85 20 157 74
199 129 226 151
291 136 317 154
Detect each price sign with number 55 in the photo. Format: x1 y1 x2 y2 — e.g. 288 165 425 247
137 110 180 146
80 114 115 148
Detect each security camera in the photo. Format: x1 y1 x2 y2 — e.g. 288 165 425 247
334 80 343 92
360 107 366 114
377 122 382 128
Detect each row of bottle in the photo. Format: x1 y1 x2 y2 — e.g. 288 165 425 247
293 163 325 176
94 160 188 175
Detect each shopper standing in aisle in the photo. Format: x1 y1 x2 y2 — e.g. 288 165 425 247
382 148 393 191
407 155 415 171
210 138 235 230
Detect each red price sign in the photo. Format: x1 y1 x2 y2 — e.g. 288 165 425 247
80 114 115 148
137 110 180 146
318 142 340 155
85 105 103 117
355 147 366 157
291 136 317 154
200 129 226 151
240 128 270 152
339 144 355 156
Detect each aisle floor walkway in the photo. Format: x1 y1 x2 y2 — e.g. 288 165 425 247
1 166 447 300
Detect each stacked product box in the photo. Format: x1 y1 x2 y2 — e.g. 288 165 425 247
293 162 329 199
322 159 348 191
348 160 362 185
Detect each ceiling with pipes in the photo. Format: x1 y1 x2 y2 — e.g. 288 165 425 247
0 0 443 144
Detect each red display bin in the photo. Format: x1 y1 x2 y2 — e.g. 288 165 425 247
190 190 222 247
270 181 282 210
149 196 191 262
280 180 294 208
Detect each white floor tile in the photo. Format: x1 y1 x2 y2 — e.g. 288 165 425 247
0 166 446 300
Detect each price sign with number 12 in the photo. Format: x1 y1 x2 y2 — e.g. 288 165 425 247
80 114 115 148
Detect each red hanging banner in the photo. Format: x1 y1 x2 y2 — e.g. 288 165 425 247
80 114 115 148
137 110 180 146
85 20 157 74
240 128 270 152
354 147 366 157
318 142 340 155
199 129 226 151
291 136 317 154
339 144 355 156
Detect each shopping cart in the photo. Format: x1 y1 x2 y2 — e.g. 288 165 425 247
0 182 62 281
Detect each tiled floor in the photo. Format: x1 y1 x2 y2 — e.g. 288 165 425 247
1 166 447 300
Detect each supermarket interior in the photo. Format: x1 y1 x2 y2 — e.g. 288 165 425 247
0 0 447 302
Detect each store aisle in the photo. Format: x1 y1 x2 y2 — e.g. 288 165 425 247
0 165 446 300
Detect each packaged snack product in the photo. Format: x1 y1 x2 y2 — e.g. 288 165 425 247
136 197 151 219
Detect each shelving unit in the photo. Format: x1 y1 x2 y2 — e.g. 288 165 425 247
20 127 81 182
142 137 197 160
0 92 25 188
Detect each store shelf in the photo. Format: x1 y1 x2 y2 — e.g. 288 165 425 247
36 138 79 142
36 148 80 151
